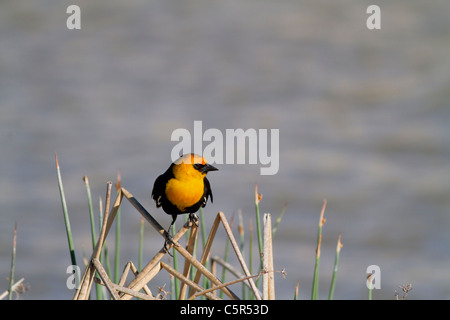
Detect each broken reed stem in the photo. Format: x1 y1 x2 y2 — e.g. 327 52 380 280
263 213 275 300
311 199 327 300
328 233 343 300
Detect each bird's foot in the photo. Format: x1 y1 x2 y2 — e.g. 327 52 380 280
163 233 178 257
189 213 199 227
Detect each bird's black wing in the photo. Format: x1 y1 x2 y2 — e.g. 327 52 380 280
152 165 174 207
202 176 213 207
151 174 166 207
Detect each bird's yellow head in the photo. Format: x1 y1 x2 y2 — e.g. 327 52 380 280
172 153 218 180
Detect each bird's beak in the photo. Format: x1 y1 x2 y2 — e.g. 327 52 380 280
201 163 218 173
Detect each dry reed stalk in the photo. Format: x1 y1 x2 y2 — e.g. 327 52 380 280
170 235 239 300
263 213 275 300
188 213 221 297
121 187 167 238
94 263 155 300
92 258 120 300
118 261 152 296
219 212 262 300
178 224 199 299
74 182 118 300
210 255 261 295
160 262 220 300
188 272 263 301
121 223 189 299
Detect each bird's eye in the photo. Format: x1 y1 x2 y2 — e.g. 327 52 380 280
193 163 205 171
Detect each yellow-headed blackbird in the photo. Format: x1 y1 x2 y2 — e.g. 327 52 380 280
152 154 218 243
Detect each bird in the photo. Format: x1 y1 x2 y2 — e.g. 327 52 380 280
152 153 218 250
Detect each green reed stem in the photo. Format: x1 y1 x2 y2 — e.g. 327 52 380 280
83 176 103 300
8 223 17 300
83 176 96 249
249 219 254 300
272 203 286 237
255 185 263 271
328 233 343 300
172 223 180 299
312 199 327 300
238 210 246 299
55 153 77 268
199 207 210 296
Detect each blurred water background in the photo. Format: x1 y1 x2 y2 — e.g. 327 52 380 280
1 0 450 299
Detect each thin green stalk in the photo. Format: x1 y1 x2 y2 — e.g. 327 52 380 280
83 176 96 249
172 223 180 299
83 176 103 300
254 185 263 270
8 223 17 300
138 217 144 272
368 274 373 300
328 233 343 300
55 153 77 268
249 219 254 300
238 210 246 299
312 199 327 300
95 196 104 300
199 208 210 292
272 203 286 237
